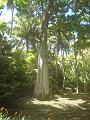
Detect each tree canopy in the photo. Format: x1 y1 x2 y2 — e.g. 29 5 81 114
0 0 90 99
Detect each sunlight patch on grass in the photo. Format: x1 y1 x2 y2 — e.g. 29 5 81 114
31 96 86 110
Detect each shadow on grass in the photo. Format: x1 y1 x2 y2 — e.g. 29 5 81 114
17 92 90 120
1 92 90 120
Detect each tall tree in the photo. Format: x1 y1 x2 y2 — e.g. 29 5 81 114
34 0 54 98
7 0 14 37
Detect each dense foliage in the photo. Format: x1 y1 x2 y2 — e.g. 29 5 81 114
0 0 90 102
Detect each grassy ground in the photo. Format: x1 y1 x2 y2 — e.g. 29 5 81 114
1 92 90 120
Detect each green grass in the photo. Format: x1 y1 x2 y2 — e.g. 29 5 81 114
0 92 90 120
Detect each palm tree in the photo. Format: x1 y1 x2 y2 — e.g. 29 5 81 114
7 0 14 37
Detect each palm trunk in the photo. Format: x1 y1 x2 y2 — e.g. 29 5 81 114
61 46 66 88
10 4 14 37
80 49 87 93
74 41 79 94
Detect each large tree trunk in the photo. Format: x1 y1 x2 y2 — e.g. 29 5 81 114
34 0 54 98
34 9 50 98
34 40 49 98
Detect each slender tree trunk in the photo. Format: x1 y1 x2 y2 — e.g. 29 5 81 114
6 0 14 37
80 49 87 93
55 55 58 80
10 3 14 37
76 81 79 94
26 38 29 52
75 55 79 94
61 49 65 88
74 41 79 94
55 46 59 80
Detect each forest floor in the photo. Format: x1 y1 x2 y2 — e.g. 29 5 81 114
9 92 90 120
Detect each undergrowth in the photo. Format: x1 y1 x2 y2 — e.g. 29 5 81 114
0 107 30 120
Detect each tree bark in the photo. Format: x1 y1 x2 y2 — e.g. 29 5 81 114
34 40 49 98
34 5 50 99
